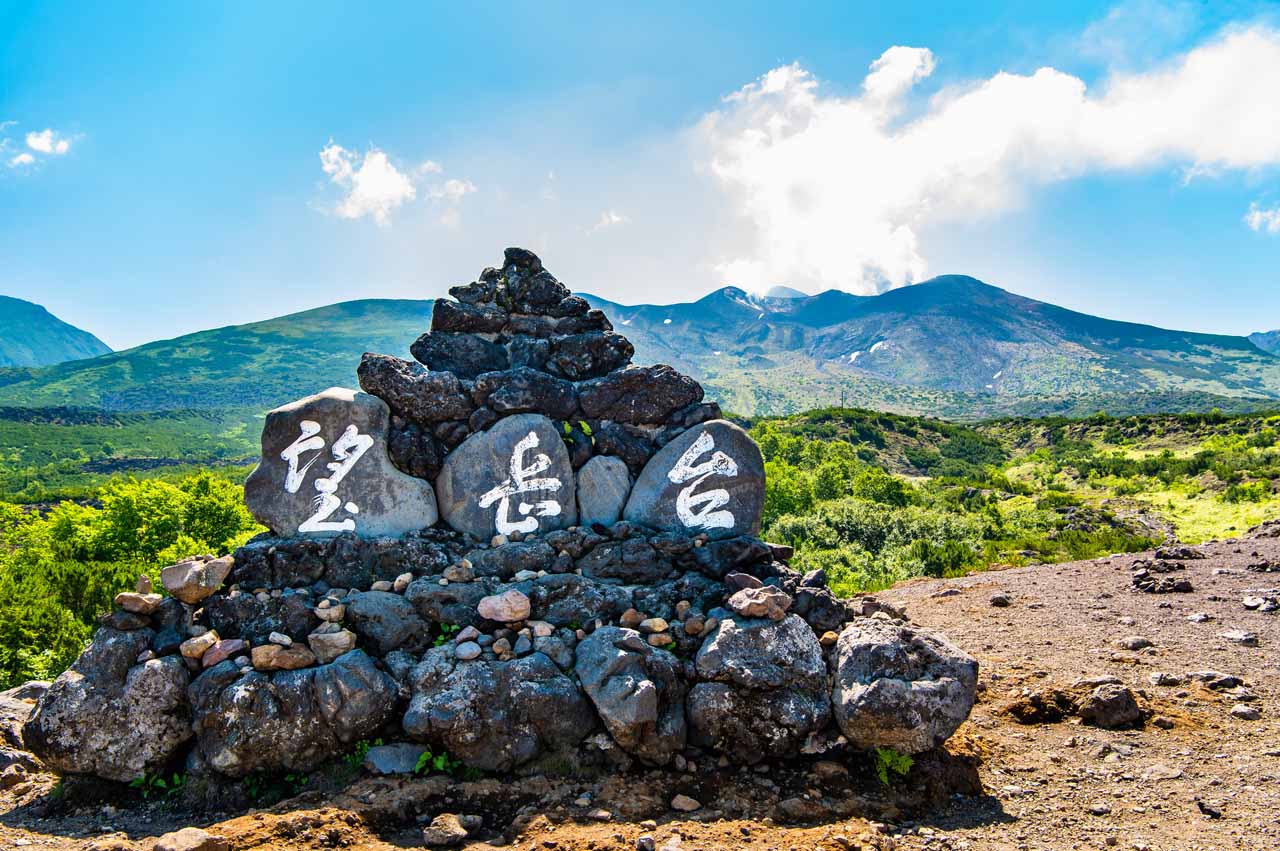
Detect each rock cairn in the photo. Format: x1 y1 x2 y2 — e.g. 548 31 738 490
23 249 977 786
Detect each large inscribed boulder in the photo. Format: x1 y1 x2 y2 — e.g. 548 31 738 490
624 420 764 540
435 413 577 540
244 387 438 537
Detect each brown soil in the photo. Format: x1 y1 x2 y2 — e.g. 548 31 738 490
3 532 1278 851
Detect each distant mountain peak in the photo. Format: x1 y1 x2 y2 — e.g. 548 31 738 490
765 285 809 299
0 295 112 368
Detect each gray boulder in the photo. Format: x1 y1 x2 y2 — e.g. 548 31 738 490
357 353 475 424
435 413 577 540
471 368 579 420
576 455 632 527
411 331 508 379
24 629 192 781
830 618 978 753
574 627 686 764
687 614 829 763
244 387 438 538
345 590 431 655
405 576 498 627
578 365 702 424
624 420 764 540
403 649 596 771
528 573 633 626
189 649 397 777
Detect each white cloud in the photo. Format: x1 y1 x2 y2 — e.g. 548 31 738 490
26 128 70 155
427 178 477 202
587 210 628 234
698 26 1280 294
1245 202 1280 234
319 142 477 226
8 152 35 167
319 141 417 226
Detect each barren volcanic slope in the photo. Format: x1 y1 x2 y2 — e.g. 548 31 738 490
0 532 1276 850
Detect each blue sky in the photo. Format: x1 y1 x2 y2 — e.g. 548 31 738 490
2 0 1279 349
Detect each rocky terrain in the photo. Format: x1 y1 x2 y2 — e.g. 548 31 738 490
0 528 1273 849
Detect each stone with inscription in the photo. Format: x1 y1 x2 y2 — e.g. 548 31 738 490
244 387 438 538
623 419 764 540
435 413 577 540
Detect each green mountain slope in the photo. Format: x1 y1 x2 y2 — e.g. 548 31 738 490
0 296 112 367
0 299 432 410
0 277 1276 419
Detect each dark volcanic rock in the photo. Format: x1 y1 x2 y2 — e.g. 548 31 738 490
528 574 633 626
411 331 509 379
244 387 439 537
687 614 829 763
405 577 498 627
435 413 577 540
189 650 397 777
357 353 474 424
545 332 634 380
202 591 319 646
387 416 445 480
830 618 978 753
624 420 765 540
471 367 578 420
578 538 670 584
592 422 656 475
575 627 686 764
578 365 703 424
430 299 507 334
344 590 431 655
24 629 192 781
403 648 596 771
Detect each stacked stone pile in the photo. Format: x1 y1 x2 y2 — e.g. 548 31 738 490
23 249 978 788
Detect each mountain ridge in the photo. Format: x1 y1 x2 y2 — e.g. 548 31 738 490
0 296 112 368
0 276 1276 418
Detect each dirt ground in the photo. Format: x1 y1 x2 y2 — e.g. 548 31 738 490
1 529 1277 851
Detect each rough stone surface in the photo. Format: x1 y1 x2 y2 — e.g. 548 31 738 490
624 420 764 540
477 589 532 623
411 331 509 379
189 650 397 777
404 648 596 771
357 354 474 424
24 629 192 781
153 827 230 851
160 556 233 605
1077 683 1143 729
576 455 632 527
344 590 431 655
244 387 439 537
435 414 577 540
727 585 792 620
578 365 703 424
688 614 829 763
575 627 686 764
471 368 578 420
830 618 979 753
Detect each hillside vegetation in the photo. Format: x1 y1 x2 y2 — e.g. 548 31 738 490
3 406 1279 691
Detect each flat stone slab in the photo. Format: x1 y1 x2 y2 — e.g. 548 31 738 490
623 419 764 540
435 413 577 540
244 387 438 537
